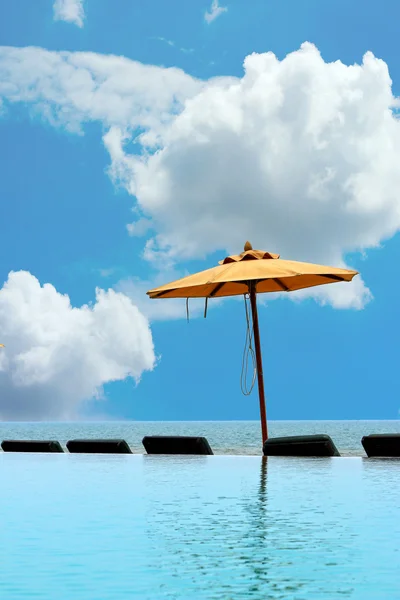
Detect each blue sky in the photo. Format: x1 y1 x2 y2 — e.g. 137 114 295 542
0 0 400 421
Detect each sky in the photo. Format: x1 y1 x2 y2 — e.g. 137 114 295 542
0 0 400 421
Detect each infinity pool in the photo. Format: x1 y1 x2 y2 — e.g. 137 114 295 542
0 454 399 599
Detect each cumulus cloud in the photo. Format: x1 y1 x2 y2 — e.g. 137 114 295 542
1 43 400 309
0 271 155 420
53 0 85 28
205 0 228 24
107 43 400 308
290 275 372 310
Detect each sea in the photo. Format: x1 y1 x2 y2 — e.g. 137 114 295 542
0 419 399 455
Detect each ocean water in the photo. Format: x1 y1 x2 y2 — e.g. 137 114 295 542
0 420 399 455
0 453 399 599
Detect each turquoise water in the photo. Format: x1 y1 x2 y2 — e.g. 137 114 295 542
0 420 400 455
0 453 399 599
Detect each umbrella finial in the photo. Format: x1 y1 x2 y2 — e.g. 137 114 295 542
244 241 253 251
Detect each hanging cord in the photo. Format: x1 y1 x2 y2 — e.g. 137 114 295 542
240 293 257 396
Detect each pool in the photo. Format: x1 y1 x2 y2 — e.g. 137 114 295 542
0 454 399 599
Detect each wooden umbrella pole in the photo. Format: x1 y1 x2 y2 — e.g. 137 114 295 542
249 282 268 444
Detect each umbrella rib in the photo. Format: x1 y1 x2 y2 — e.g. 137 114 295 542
209 282 226 297
319 274 347 283
274 278 290 292
152 289 176 298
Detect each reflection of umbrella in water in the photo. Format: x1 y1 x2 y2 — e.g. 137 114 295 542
147 242 358 444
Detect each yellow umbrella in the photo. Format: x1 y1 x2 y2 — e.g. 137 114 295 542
147 242 358 443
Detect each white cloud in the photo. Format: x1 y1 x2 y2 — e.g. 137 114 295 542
106 43 400 309
0 271 155 420
53 0 85 28
205 0 228 24
126 217 153 237
290 275 373 310
0 45 201 134
2 43 400 309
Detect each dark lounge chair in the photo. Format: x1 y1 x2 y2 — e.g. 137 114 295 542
263 434 340 457
361 434 400 458
142 436 213 455
66 439 132 454
1 440 64 453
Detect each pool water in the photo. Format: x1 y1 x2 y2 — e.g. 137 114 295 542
0 454 399 599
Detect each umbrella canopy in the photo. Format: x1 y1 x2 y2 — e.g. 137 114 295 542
147 243 358 444
148 247 356 299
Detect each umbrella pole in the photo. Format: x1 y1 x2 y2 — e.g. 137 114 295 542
249 283 268 444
